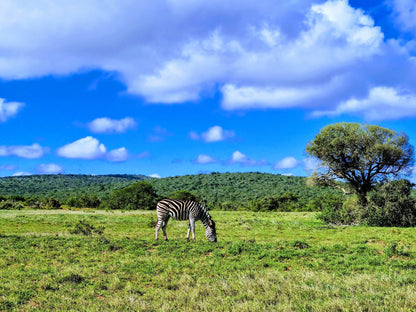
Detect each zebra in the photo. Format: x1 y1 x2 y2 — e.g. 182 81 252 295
155 199 217 242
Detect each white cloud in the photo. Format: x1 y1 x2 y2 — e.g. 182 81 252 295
13 172 32 176
312 86 416 120
194 154 217 164
221 85 327 110
230 150 268 166
57 136 107 159
0 98 24 122
274 157 299 170
88 117 136 134
0 143 46 159
201 126 235 143
0 0 414 119
57 136 129 161
392 0 416 34
231 151 248 163
36 163 64 174
150 173 161 178
107 147 129 162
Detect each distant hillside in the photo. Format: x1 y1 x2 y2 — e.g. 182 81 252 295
0 174 150 200
0 172 340 208
150 172 339 207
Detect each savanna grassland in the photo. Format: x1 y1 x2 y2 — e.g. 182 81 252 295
2 209 416 311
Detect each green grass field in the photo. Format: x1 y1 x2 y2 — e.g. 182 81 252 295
2 209 416 311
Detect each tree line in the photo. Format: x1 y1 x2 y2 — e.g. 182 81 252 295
2 122 416 227
0 171 344 212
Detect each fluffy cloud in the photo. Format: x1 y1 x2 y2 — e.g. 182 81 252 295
191 126 235 143
57 137 107 159
392 0 416 34
13 172 32 176
194 154 217 164
274 157 299 170
57 136 128 162
0 98 24 122
312 86 416 120
106 147 129 162
36 163 64 174
230 150 268 166
0 0 414 119
0 143 46 159
88 117 136 134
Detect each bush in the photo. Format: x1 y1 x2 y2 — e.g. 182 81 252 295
167 190 201 202
363 180 416 227
66 194 101 208
249 193 300 212
0 200 24 210
317 194 359 225
69 220 105 236
104 181 159 210
47 198 62 209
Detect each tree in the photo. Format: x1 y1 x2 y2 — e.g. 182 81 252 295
105 181 159 210
168 190 201 202
306 122 414 204
364 179 416 227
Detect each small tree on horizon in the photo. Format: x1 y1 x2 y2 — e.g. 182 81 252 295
306 122 414 204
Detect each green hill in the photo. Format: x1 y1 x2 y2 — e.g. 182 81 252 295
0 174 150 200
150 172 339 209
0 172 339 210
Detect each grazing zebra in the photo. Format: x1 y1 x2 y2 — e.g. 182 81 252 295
155 199 217 242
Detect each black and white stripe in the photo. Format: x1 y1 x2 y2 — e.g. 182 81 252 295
155 199 217 242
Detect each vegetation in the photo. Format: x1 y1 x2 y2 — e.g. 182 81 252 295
306 122 414 204
2 209 416 311
0 172 341 212
104 181 159 210
150 172 341 211
0 174 150 201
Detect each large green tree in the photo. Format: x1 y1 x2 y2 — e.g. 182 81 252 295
105 181 159 210
306 122 414 204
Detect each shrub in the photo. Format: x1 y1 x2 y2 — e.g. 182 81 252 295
66 194 101 208
317 194 359 225
69 220 105 235
249 193 300 212
104 181 159 210
47 198 62 209
167 190 201 202
0 200 24 210
363 180 416 227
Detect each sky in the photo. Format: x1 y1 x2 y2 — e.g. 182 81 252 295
1 0 416 179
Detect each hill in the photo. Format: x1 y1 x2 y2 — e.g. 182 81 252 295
0 172 339 210
150 172 339 209
0 174 150 200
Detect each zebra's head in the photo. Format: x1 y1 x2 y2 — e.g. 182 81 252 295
205 219 217 242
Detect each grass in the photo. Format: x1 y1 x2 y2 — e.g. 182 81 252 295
1 210 416 311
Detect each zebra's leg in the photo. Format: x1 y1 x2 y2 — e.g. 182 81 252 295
187 223 191 242
161 218 169 241
190 218 196 241
155 218 163 241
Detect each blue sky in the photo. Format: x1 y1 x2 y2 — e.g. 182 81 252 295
1 0 416 178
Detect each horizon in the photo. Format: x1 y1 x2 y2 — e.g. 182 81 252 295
1 1 416 180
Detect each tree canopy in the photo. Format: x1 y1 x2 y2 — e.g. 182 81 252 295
306 122 414 203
